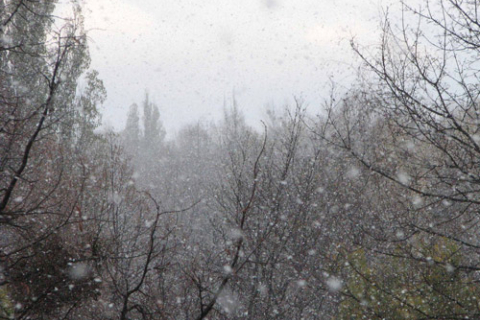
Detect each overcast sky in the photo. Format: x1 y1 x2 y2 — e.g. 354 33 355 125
79 0 399 136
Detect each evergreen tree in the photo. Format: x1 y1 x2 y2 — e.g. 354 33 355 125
124 103 141 156
123 92 166 188
142 92 165 149
72 70 106 149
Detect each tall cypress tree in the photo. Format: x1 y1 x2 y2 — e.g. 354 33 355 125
124 103 141 156
142 92 165 148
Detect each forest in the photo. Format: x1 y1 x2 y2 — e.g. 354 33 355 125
2 0 480 319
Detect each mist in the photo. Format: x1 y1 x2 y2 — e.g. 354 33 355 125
3 0 480 319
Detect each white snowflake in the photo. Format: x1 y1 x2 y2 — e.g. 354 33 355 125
223 265 233 274
397 171 411 184
326 277 343 292
68 262 90 280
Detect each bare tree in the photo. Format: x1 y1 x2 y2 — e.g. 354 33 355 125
318 1 480 318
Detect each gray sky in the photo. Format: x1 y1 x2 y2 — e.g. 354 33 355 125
80 0 397 135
